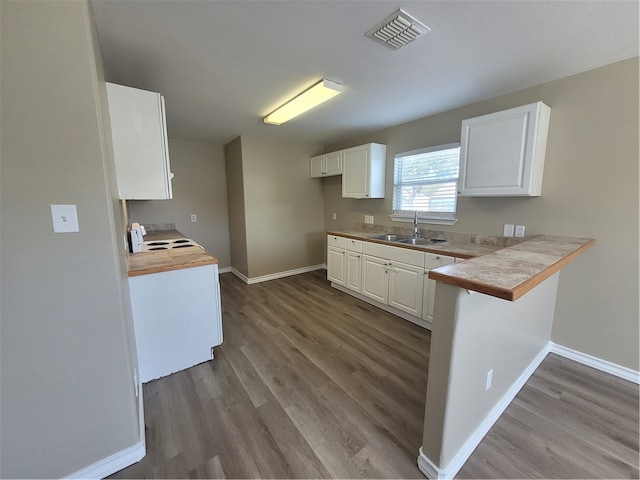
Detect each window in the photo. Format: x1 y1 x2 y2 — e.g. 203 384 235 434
391 142 460 224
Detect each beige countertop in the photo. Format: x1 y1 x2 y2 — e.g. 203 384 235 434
127 230 218 277
327 230 595 301
429 235 595 301
327 229 502 259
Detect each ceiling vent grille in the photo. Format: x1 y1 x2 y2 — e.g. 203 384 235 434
366 8 430 50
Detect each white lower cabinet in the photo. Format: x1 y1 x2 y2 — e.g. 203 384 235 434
327 235 347 285
362 254 389 303
328 234 459 329
361 242 425 317
129 264 222 382
327 247 346 285
389 261 424 317
345 239 363 292
422 254 456 323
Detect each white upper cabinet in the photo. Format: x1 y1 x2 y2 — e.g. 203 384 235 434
342 143 386 198
106 82 173 200
458 102 551 197
310 150 343 178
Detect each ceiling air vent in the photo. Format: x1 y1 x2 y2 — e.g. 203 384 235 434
366 8 430 50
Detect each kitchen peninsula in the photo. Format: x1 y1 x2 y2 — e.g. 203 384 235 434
326 229 594 480
127 229 223 383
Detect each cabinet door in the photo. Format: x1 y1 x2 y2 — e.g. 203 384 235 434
324 150 343 176
459 102 550 197
422 275 437 323
346 251 362 292
310 155 325 178
422 255 455 322
106 83 173 200
361 254 388 304
342 145 369 198
388 261 424 317
327 247 346 285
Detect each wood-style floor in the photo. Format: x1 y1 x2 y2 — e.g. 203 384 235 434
110 270 639 479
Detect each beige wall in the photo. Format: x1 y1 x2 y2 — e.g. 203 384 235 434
324 58 639 371
224 137 249 277
1 1 140 477
224 135 325 279
423 275 558 470
128 139 231 268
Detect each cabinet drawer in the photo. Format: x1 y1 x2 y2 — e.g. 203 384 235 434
327 235 347 249
346 239 362 253
424 253 456 270
363 241 424 266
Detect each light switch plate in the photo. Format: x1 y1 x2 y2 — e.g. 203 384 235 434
51 204 79 233
515 225 526 237
503 224 515 237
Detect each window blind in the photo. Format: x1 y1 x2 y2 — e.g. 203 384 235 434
392 143 460 220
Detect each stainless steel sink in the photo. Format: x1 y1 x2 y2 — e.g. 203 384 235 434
370 234 410 241
398 237 448 246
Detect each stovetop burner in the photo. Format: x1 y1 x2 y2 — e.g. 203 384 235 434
140 238 201 252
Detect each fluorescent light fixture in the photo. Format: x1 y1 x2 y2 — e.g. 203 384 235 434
264 78 343 125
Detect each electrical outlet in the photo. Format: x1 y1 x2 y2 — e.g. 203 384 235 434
191 214 197 223
503 224 515 237
369 215 374 224
332 212 337 220
485 369 493 391
515 225 526 237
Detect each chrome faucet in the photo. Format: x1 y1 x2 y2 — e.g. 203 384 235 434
413 210 420 238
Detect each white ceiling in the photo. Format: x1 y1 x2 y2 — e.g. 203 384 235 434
91 0 639 146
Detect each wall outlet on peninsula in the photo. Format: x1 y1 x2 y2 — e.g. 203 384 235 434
503 224 514 237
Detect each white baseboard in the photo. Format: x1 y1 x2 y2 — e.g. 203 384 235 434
218 266 232 274
231 264 325 284
65 380 146 479
551 342 640 384
65 440 145 480
417 343 551 480
417 448 447 479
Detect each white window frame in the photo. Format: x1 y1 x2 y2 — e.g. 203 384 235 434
389 142 460 225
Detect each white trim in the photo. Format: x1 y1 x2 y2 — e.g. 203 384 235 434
395 142 461 159
230 268 249 283
65 437 145 479
231 264 325 284
417 343 551 479
551 342 640 384
218 266 232 274
332 282 432 330
417 448 447 479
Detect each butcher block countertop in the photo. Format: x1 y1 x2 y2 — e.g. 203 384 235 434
327 230 594 301
127 230 218 277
